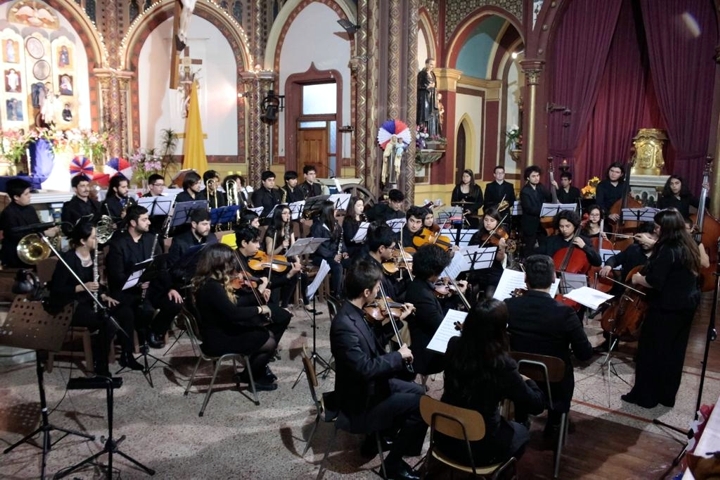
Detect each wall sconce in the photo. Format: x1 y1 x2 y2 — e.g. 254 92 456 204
339 125 354 133
261 89 285 124
337 19 361 35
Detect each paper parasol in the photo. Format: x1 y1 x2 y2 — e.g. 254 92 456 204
91 173 110 188
104 157 133 179
377 119 411 149
69 156 94 177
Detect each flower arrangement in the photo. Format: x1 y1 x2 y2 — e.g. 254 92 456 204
416 125 446 150
129 148 162 182
506 124 522 151
581 176 601 198
0 129 31 165
29 127 109 159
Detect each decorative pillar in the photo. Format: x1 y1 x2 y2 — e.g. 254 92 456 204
364 0 380 196
241 71 262 188
434 68 462 185
354 0 369 185
520 59 544 168
386 0 401 120
94 69 133 158
101 0 124 159
258 71 275 173
403 0 419 204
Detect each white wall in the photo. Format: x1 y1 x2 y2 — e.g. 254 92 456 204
504 61 520 174
277 2 351 159
138 16 237 155
455 93 484 173
417 27 429 70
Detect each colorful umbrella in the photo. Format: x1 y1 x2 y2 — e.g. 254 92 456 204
377 119 411 149
104 157 133 179
69 156 94 177
91 173 110 188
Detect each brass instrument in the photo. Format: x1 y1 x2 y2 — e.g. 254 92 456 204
93 215 115 312
17 234 51 265
207 179 219 211
226 179 242 223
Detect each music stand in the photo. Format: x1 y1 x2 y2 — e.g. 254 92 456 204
327 193 351 211
288 200 305 221
621 207 658 223
461 246 498 272
386 218 406 234
248 206 264 216
540 203 577 217
439 227 478 247
351 222 371 243
302 195 330 219
209 205 241 229
1 299 95 479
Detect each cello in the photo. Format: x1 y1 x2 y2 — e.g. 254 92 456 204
552 223 592 311
541 157 560 236
600 265 648 342
690 156 720 292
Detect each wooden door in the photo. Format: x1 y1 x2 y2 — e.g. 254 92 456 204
298 128 328 177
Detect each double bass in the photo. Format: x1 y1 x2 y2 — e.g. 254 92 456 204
609 155 643 234
690 157 720 292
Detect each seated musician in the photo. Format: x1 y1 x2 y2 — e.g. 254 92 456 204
309 200 347 298
239 210 261 229
438 299 544 466
106 205 183 350
343 196 367 258
281 170 305 204
422 208 439 232
405 244 467 376
0 178 58 268
48 216 138 374
365 224 407 301
61 175 101 236
192 243 284 391
252 171 283 221
365 188 405 224
553 171 582 205
299 165 323 199
537 210 602 267
657 175 709 219
175 171 202 203
504 255 593 436
329 258 425 480
102 175 135 222
168 208 218 289
581 204 607 239
197 170 227 207
467 207 507 296
595 162 625 221
400 206 427 249
145 173 166 198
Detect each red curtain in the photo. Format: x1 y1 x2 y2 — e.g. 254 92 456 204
639 0 718 190
547 0 624 165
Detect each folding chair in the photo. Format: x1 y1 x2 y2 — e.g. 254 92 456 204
419 396 517 479
182 305 259 414
509 351 567 479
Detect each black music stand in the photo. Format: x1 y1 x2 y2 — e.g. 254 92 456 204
209 205 241 231
620 207 658 224
540 203 577 218
1 298 95 479
328 193 351 211
288 200 305 221
302 195 330 219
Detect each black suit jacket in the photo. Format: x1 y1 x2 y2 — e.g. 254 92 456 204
404 278 449 375
106 231 167 298
484 181 516 211
504 290 592 408
300 181 323 199
330 301 404 418
519 184 551 235
0 202 40 268
252 186 283 217
61 196 101 235
168 230 217 287
197 189 228 208
556 186 581 205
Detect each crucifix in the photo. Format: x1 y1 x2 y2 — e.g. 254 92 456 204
178 46 202 118
169 0 196 89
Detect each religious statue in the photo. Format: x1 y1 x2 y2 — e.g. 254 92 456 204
40 86 58 125
437 92 445 136
382 135 405 186
416 58 439 136
176 0 197 51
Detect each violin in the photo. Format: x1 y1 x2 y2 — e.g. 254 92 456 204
412 227 454 251
230 271 261 291
247 251 292 273
479 226 509 247
382 249 413 275
363 298 411 323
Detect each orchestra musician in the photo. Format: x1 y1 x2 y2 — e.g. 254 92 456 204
451 169 483 226
197 170 227 207
192 243 284 391
595 162 625 221
405 244 467 376
299 165 323 199
553 171 582 205
484 165 516 215
252 171 283 220
48 216 137 374
167 208 218 289
309 200 346 298
239 210 261 229
537 210 602 267
519 165 552 258
329 259 424 480
599 222 656 295
581 205 607 238
400 206 427 249
467 207 507 295
657 175 705 219
175 170 202 203
144 173 168 236
102 175 135 222
505 254 593 436
622 209 702 409
438 299 545 466
343 196 367 258
0 178 59 268
364 224 407 301
683 217 710 268
365 189 405 224
281 170 305 204
422 209 439 232
61 175 101 236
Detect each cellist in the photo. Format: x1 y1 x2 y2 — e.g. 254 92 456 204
537 210 602 268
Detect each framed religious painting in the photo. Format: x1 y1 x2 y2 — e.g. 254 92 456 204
57 45 72 68
25 36 44 59
5 68 21 93
33 60 50 81
58 74 73 96
3 39 19 63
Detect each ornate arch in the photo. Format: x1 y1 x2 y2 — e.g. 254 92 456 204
445 6 524 69
456 113 477 171
418 7 436 65
121 0 251 157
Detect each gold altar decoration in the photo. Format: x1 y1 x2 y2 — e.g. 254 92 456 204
631 128 667 176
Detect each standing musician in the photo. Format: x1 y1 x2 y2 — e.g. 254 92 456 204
102 175 135 222
595 162 625 220
451 169 483 226
343 196 367 258
364 224 407 301
281 170 305 204
175 170 202 203
329 259 424 480
405 244 467 376
484 165 516 214
505 254 593 435
554 171 582 205
599 221 657 294
365 189 405 224
537 210 602 267
106 205 183 350
519 165 552 258
61 175 101 235
467 207 507 296
192 243 284 391
0 178 59 268
299 165 323 199
657 175 705 219
400 206 427 249
622 209 702 409
198 170 227 207
252 170 283 219
48 216 138 374
309 200 346 298
168 208 218 289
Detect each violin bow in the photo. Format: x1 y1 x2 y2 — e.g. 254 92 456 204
378 282 414 374
478 212 510 250
235 250 267 311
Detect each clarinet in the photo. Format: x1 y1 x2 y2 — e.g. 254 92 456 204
93 248 100 312
141 233 159 301
336 223 343 257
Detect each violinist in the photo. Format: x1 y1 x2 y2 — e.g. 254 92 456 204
595 162 625 220
309 200 346 298
599 222 656 295
236 226 302 294
657 175 705 219
365 225 407 301
581 205 607 239
405 244 468 376
422 209 440 233
343 196 367 258
554 171 581 205
329 259 425 480
192 243 285 391
451 169 483 227
365 188 405 224
538 210 601 267
483 165 516 215
467 207 507 294
622 209 701 409
519 166 552 258
400 206 427 249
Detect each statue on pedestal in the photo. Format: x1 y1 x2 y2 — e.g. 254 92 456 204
417 58 439 136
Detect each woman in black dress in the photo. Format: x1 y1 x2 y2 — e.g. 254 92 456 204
657 175 700 219
622 209 702 408
310 200 346 297
451 169 483 227
467 207 507 297
192 243 280 390
437 298 545 465
342 196 366 258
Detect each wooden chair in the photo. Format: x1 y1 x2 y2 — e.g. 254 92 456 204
47 326 94 374
182 304 259 414
419 396 517 479
36 257 58 285
509 351 567 479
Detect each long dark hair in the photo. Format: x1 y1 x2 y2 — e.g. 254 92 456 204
317 200 337 231
653 209 701 275
445 299 510 402
267 204 290 244
192 243 239 303
661 175 692 199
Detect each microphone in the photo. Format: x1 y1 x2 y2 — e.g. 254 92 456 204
11 222 56 236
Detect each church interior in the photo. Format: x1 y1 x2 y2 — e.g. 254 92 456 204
1 0 720 479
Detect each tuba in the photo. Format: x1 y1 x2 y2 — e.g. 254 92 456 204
17 234 51 265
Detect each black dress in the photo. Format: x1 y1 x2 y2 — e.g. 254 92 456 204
595 180 625 214
451 184 483 227
657 194 698 219
624 244 700 408
467 229 504 290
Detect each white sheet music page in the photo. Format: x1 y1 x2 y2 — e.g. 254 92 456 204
562 286 614 310
352 222 371 242
306 260 331 300
427 309 468 353
493 269 560 300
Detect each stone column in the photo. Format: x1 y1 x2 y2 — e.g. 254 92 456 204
520 59 544 168
364 0 380 196
402 0 419 205
386 0 401 120
241 71 262 189
353 0 369 184
257 71 275 173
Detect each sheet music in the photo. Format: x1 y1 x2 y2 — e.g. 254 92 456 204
558 272 587 294
137 196 174 216
122 269 144 290
439 228 478 247
352 222 371 242
562 286 614 310
386 218 406 233
540 203 577 217
493 269 560 300
441 246 497 278
427 309 468 353
511 201 522 216
285 237 328 257
600 248 622 268
306 259 331 300
328 193 351 211
249 206 264 216
288 200 305 220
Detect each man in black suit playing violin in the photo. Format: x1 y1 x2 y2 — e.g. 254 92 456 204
400 206 427 249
